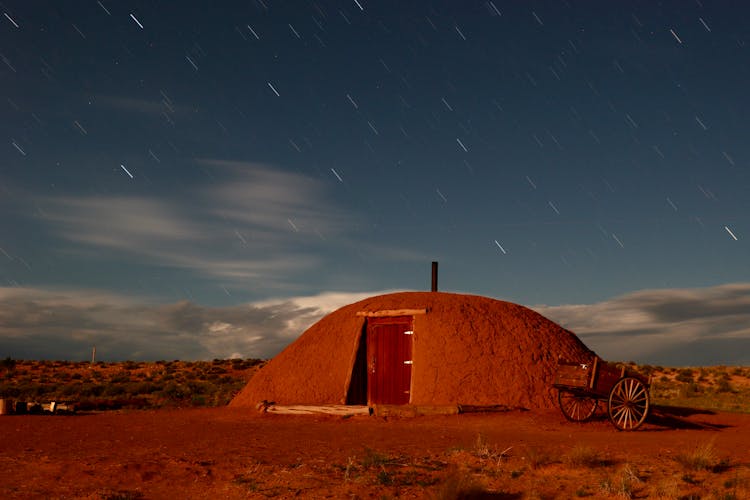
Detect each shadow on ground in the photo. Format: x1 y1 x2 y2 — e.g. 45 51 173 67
647 405 730 431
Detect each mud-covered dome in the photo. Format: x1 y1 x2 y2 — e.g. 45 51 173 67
230 291 594 410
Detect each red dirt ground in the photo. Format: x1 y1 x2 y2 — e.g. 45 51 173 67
1 406 749 498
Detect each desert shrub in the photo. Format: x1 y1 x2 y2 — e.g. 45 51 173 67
361 448 392 468
230 358 263 370
433 468 488 500
376 470 394 486
0 383 21 398
160 382 186 400
98 489 144 500
524 446 555 469
39 383 57 396
109 373 131 384
128 381 158 395
103 384 126 397
565 445 607 468
599 465 640 499
675 439 720 471
187 380 212 395
639 364 655 376
1 357 16 371
676 368 694 383
472 433 491 459
681 382 701 397
79 383 105 398
60 384 79 397
716 378 733 393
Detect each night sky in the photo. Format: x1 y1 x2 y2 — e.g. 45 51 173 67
2 1 750 364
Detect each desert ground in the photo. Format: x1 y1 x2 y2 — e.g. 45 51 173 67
1 404 749 499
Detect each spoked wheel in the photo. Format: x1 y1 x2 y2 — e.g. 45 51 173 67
608 377 650 431
558 390 598 422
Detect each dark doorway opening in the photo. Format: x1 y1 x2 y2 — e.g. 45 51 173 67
345 323 368 405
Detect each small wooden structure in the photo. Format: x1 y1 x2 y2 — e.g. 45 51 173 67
552 356 651 431
0 398 12 415
0 399 76 415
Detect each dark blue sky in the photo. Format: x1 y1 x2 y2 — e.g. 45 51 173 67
2 1 750 362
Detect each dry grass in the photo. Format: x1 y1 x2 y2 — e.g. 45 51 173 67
675 438 721 471
431 467 488 500
644 364 750 413
0 358 262 409
523 446 556 470
565 445 607 468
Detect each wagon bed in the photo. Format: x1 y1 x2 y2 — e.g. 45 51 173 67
553 356 651 431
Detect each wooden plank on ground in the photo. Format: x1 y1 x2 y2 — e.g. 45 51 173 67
371 404 459 417
265 405 370 416
457 404 524 413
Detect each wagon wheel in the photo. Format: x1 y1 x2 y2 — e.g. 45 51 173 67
607 377 649 431
558 390 598 422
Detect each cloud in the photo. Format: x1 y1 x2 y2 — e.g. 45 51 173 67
4 282 750 365
533 283 750 366
38 161 355 289
197 159 353 237
0 287 390 361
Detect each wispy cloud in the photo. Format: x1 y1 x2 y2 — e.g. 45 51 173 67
2 284 750 365
38 161 355 290
534 283 750 366
198 159 353 238
0 287 390 361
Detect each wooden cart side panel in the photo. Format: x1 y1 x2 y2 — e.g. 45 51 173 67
593 361 625 395
553 363 593 389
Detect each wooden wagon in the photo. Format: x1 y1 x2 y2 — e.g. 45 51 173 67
552 356 651 431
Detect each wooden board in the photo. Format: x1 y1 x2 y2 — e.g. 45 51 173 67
265 405 370 416
553 363 592 389
371 404 459 417
356 309 427 317
0 399 12 415
458 404 525 413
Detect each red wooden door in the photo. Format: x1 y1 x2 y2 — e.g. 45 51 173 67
367 316 413 405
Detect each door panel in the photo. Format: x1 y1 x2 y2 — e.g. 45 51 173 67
367 316 413 405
